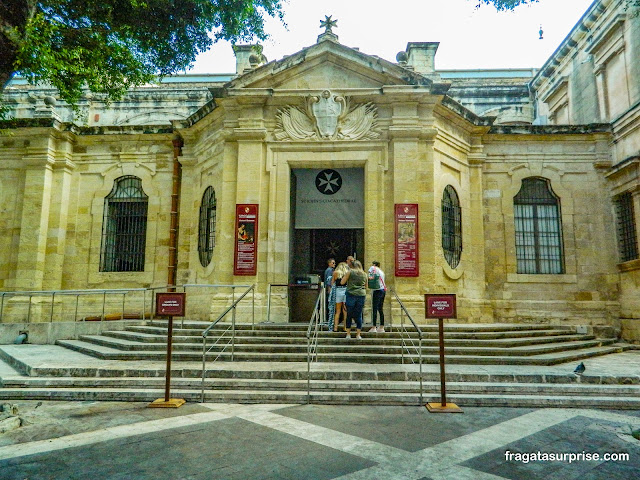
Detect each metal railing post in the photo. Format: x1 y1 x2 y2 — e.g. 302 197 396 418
50 292 55 322
400 307 405 364
101 291 106 321
307 333 311 404
75 294 79 322
0 292 5 321
266 284 271 323
201 335 207 402
419 334 423 405
252 285 255 330
122 292 126 320
231 304 236 361
27 295 32 323
232 286 236 310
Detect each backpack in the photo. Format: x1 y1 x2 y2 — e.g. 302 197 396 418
367 269 381 289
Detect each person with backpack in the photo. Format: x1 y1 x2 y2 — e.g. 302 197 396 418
367 261 387 333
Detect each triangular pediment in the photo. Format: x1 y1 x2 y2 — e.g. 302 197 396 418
226 39 435 91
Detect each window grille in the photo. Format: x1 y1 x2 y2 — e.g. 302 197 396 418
198 186 217 267
442 185 462 268
514 177 564 274
100 176 148 272
615 192 638 262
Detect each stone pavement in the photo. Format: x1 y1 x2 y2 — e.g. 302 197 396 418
1 400 639 479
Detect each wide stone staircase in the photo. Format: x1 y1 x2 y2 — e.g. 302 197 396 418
1 320 639 408
56 321 626 365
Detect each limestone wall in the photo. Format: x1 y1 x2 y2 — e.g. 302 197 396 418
481 131 620 328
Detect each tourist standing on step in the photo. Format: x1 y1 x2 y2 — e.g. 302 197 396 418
345 255 362 326
324 258 336 329
368 261 387 333
340 260 367 339
331 262 349 331
346 255 354 268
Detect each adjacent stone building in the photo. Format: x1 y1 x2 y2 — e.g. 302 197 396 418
1 0 638 339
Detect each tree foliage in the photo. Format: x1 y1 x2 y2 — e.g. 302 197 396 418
475 0 539 10
477 0 640 11
1 0 284 104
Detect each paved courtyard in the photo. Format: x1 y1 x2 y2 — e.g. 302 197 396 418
1 401 639 479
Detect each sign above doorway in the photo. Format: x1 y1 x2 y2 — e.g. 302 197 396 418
293 168 364 229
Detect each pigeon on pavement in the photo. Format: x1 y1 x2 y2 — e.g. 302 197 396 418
574 362 585 375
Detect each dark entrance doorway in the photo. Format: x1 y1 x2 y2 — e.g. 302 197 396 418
288 167 365 322
311 229 362 275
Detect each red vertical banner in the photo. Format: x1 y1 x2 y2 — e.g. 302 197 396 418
395 203 419 277
234 204 259 276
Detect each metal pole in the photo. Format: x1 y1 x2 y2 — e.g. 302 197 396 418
101 291 106 321
163 316 175 402
231 304 236 361
122 292 126 320
400 307 404 364
232 286 236 315
50 292 55 322
252 285 255 330
74 294 79 322
438 318 447 407
266 284 271 323
0 292 5 321
27 295 32 323
419 334 423 405
201 336 207 403
307 335 311 404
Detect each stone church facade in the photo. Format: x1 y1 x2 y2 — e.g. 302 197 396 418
1 0 639 339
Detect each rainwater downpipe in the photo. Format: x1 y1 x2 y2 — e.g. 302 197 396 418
168 133 184 291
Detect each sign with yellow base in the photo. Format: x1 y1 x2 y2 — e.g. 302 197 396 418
426 402 463 413
148 398 186 408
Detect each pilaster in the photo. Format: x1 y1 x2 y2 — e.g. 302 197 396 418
13 140 56 290
42 132 77 290
389 101 436 293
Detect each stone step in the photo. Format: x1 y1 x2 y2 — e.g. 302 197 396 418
0 386 638 409
55 338 630 365
132 322 571 337
104 330 596 348
4 376 640 397
76 334 613 357
142 321 568 333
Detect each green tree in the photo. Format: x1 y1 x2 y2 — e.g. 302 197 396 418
477 0 640 11
1 0 284 105
475 0 539 10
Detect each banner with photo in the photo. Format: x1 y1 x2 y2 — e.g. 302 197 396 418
293 168 364 229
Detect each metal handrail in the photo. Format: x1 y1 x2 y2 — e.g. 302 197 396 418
305 284 325 404
0 287 151 323
266 283 289 323
183 283 254 329
390 290 424 405
200 284 256 402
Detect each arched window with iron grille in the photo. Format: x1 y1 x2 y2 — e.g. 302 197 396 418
614 191 638 263
442 185 462 269
514 177 564 274
100 176 148 272
198 186 217 267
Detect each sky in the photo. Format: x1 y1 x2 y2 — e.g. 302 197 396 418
188 0 596 74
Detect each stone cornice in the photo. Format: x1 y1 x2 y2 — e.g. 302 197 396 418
67 125 173 136
440 96 495 127
487 123 612 135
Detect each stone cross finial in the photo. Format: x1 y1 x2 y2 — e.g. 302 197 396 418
320 15 338 34
318 15 339 43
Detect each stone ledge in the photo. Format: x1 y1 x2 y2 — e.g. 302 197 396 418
618 258 640 273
